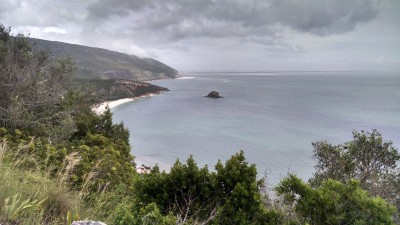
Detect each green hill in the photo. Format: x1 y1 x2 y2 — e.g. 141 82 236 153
29 38 178 81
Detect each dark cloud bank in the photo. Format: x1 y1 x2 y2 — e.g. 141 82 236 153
2 0 398 71
86 0 379 42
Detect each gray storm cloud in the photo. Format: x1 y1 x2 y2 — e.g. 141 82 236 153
86 0 155 21
1 0 398 71
271 0 379 35
86 0 380 40
0 0 82 27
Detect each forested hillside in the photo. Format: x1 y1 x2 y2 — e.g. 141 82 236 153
29 38 178 81
26 38 177 103
1 24 398 225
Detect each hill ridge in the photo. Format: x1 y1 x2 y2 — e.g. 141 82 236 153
29 38 178 81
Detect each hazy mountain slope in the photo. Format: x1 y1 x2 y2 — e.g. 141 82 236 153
29 38 178 81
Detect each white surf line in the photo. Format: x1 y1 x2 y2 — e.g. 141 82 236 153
176 76 195 79
92 93 160 115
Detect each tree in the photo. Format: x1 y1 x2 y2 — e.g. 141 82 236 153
135 157 219 224
310 130 400 220
0 24 77 142
134 151 283 224
276 174 396 225
214 150 275 224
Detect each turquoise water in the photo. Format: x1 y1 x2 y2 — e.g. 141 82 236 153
112 72 400 186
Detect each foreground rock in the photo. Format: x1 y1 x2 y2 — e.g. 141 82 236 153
206 91 223 98
72 221 106 225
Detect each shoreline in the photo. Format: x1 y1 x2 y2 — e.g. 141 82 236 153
92 75 192 114
92 92 164 114
93 76 190 173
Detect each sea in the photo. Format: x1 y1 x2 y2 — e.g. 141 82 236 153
112 71 400 187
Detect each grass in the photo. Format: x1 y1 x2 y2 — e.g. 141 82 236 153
0 140 85 225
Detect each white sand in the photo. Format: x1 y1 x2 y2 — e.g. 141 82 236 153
92 98 134 114
92 93 159 114
176 76 195 79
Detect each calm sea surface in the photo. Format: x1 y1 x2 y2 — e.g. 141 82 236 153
112 72 400 186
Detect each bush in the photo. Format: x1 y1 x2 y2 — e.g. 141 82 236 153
276 174 396 225
310 130 400 220
134 151 283 224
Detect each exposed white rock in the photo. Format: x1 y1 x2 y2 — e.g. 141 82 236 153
72 221 107 225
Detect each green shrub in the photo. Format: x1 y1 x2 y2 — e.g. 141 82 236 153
135 151 284 224
276 174 396 225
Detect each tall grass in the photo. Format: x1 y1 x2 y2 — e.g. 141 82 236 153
0 139 85 224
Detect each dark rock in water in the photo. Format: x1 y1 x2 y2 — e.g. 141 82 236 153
206 91 223 98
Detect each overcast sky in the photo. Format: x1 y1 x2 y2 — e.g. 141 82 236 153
1 0 399 72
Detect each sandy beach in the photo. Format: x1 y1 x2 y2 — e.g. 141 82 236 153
176 76 195 79
92 93 160 114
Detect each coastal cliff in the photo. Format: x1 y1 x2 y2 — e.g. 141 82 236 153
84 79 169 102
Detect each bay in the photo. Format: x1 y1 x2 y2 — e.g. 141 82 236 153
112 71 400 186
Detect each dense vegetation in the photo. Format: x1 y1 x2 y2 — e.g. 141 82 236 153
0 24 399 224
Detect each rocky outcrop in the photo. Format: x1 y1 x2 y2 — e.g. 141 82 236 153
83 78 169 102
206 91 223 98
136 164 151 174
